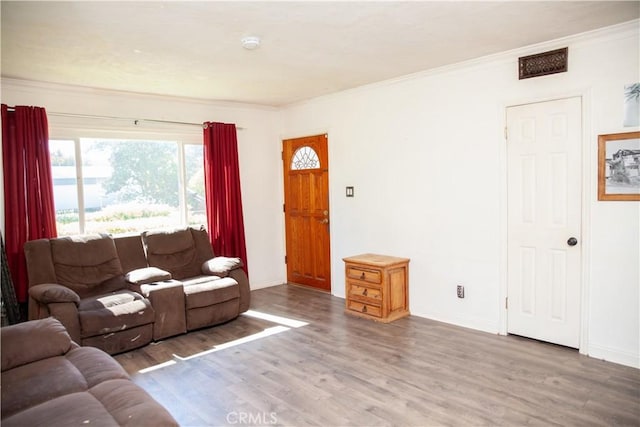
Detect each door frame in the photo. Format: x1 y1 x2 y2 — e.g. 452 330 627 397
498 91 592 355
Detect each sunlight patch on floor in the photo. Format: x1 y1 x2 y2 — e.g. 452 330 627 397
173 325 289 361
138 360 177 374
242 309 309 328
136 310 309 373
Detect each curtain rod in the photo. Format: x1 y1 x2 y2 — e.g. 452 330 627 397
42 111 245 130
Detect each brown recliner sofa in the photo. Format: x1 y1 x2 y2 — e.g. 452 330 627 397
1 317 178 426
25 226 250 355
25 234 155 355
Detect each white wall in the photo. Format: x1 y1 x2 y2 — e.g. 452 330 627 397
0 79 286 290
281 21 639 368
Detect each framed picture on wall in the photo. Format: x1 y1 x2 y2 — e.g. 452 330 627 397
598 131 640 201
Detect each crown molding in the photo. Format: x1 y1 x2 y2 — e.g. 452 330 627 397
0 77 279 112
285 19 640 108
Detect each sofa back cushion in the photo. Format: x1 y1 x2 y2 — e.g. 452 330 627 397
24 239 58 286
50 235 125 299
1 318 73 372
191 226 215 261
143 228 202 280
114 234 149 273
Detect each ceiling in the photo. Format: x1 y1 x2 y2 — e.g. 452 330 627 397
1 1 638 107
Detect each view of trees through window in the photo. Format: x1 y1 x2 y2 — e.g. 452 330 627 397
50 138 205 236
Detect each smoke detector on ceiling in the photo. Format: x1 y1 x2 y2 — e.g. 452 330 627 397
241 36 261 50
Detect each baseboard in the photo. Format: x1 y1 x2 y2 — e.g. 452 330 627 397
587 343 640 369
250 281 285 290
411 309 500 335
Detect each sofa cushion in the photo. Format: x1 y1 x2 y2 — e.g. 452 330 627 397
0 345 127 419
65 346 130 386
3 378 177 427
2 391 121 427
1 318 73 372
143 228 201 280
50 235 125 299
183 276 239 309
78 291 155 338
113 234 149 274
191 226 215 260
1 356 85 418
1 344 176 427
86 379 178 426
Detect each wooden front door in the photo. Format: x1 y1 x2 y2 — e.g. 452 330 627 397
283 134 331 291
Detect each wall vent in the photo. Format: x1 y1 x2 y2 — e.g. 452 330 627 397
519 47 568 80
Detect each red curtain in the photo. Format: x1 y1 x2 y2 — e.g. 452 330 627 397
1 104 57 302
203 122 248 275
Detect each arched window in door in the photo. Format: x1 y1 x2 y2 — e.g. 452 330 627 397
291 146 320 170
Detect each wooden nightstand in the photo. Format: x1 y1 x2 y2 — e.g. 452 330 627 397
343 253 410 322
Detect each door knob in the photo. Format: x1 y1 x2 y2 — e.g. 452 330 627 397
567 237 578 246
320 218 329 224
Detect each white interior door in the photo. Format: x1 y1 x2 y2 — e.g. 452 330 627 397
506 97 582 348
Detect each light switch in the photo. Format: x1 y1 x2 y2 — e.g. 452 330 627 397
346 186 354 197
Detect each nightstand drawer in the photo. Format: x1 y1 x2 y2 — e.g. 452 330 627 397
346 266 381 284
347 300 381 317
348 283 382 303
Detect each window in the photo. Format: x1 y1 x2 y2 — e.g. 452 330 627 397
50 137 205 236
184 144 206 225
291 146 320 170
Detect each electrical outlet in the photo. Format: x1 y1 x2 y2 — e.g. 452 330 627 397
457 285 465 298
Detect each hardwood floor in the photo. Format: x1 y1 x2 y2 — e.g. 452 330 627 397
115 284 640 426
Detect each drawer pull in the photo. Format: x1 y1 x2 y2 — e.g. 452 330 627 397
362 305 367 313
362 289 368 296
360 272 365 280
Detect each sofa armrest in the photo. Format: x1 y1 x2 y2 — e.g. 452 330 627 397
47 302 82 344
125 266 172 285
229 268 251 313
201 256 244 277
28 285 82 343
29 283 80 305
1 318 73 372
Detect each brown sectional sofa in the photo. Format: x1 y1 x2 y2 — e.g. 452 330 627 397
1 317 178 426
24 226 250 355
